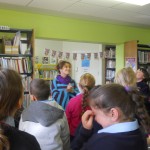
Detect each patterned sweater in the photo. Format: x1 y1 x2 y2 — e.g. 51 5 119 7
51 77 79 109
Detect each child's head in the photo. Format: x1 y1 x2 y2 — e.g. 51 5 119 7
136 68 149 82
89 83 150 132
79 73 95 91
115 67 137 87
79 73 95 115
0 69 23 120
56 60 71 75
30 79 50 101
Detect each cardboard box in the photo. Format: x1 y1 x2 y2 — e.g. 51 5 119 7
4 46 12 54
11 46 19 54
4 45 19 54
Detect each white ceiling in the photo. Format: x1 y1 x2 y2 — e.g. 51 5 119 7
0 0 150 27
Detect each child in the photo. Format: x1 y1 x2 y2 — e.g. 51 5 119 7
136 68 150 97
19 79 70 150
51 60 79 109
65 73 96 141
115 67 150 116
136 68 150 116
115 67 137 87
0 69 41 150
72 84 150 150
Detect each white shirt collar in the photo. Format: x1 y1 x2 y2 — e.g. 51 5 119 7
98 120 139 134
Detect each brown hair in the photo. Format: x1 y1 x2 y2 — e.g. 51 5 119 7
79 73 95 115
138 68 149 82
0 68 23 150
30 79 50 100
0 129 9 150
0 69 23 120
89 83 150 134
56 60 71 74
115 67 137 87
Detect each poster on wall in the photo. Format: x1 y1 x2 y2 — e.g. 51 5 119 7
82 55 90 67
81 55 90 73
125 57 136 71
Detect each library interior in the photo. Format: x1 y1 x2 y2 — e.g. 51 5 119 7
0 0 150 150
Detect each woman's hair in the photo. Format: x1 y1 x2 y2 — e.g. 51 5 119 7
30 79 50 100
89 83 150 134
56 60 71 74
79 73 95 115
138 68 149 82
0 69 23 120
0 129 9 150
115 67 137 87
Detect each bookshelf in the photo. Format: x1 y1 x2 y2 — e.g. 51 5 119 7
0 28 34 108
124 40 150 86
124 40 150 71
137 44 150 71
104 45 116 84
35 63 57 81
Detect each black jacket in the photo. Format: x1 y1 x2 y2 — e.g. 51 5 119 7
1 123 41 150
72 126 148 150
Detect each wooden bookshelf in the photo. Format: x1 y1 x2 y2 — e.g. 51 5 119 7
0 28 34 108
124 40 150 72
124 40 150 87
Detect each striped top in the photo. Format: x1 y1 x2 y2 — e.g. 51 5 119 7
51 77 79 110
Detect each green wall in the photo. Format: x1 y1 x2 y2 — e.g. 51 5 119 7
0 8 150 44
116 44 125 71
0 8 150 71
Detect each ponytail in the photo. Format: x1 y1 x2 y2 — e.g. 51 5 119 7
0 129 9 150
81 87 89 116
127 89 150 134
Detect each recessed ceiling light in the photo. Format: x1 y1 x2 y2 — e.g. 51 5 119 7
115 0 150 6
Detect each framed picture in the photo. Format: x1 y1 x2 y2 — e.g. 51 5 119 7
42 56 49 64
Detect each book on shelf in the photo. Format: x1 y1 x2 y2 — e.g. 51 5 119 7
106 60 116 68
39 70 57 80
138 51 150 64
0 57 32 74
106 70 115 80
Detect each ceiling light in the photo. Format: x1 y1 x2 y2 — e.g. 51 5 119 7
115 0 150 6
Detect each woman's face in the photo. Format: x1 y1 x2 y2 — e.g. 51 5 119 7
60 63 71 76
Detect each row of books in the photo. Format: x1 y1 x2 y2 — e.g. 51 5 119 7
138 51 150 64
105 49 116 58
106 60 116 68
0 57 32 73
106 70 115 80
39 70 57 80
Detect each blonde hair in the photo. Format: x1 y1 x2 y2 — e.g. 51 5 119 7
79 73 95 115
115 67 137 87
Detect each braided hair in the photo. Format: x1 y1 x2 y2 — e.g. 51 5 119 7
79 73 95 116
0 128 9 150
